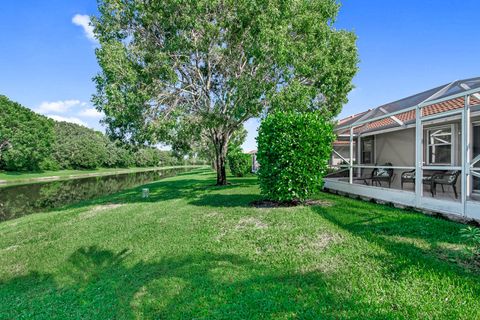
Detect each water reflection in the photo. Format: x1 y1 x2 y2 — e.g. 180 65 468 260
0 167 191 221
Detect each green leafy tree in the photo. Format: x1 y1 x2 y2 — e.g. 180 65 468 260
257 112 335 202
104 141 134 168
52 122 109 170
227 151 251 177
157 150 180 166
0 95 54 171
190 126 247 171
0 140 12 163
134 148 163 167
92 0 358 185
227 126 250 177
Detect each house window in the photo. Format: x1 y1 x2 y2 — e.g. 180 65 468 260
473 124 480 193
361 136 374 164
426 125 454 165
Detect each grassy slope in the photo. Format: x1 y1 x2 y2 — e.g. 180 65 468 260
0 169 479 319
0 166 200 183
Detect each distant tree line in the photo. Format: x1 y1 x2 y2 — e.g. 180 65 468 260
0 95 201 172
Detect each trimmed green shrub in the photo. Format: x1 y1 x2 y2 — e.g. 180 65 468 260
226 127 250 177
0 95 54 171
257 111 335 202
227 151 251 177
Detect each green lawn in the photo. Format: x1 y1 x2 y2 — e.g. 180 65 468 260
0 166 200 184
0 169 479 319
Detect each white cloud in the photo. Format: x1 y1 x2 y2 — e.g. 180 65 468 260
35 99 103 129
46 115 87 127
37 100 83 114
79 108 103 118
72 14 96 42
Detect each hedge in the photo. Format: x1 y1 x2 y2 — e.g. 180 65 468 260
257 111 334 202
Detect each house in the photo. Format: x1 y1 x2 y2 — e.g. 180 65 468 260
325 77 480 220
248 149 260 173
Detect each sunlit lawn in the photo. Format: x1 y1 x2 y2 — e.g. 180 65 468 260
0 168 479 319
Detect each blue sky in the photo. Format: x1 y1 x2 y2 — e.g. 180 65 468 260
1 1 479 151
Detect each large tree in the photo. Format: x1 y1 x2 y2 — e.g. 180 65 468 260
52 121 109 170
92 0 358 185
0 95 54 171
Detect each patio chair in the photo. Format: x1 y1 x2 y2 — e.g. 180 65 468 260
431 170 460 199
371 163 394 188
401 170 435 196
401 170 460 198
401 169 415 190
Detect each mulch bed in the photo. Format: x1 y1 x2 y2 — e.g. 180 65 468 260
250 199 333 208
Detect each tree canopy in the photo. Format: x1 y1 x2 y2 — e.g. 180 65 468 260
0 94 187 172
92 0 358 184
52 121 110 169
0 95 55 171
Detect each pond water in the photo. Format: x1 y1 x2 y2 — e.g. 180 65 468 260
0 167 193 222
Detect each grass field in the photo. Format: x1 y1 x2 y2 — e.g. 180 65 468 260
0 166 199 184
0 168 479 319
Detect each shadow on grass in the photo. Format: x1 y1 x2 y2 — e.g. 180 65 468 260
1 168 212 221
1 168 263 223
189 194 262 208
0 246 395 319
311 196 480 278
52 170 261 212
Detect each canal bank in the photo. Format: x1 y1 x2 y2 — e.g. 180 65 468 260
0 166 205 221
0 166 204 186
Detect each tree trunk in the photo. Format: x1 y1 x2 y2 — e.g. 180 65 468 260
214 134 229 186
0 140 10 157
211 158 217 171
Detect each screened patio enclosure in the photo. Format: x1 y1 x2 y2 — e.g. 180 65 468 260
326 77 480 220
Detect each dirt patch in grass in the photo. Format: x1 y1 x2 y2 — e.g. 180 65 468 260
251 199 333 208
310 232 342 250
79 204 124 220
91 204 123 212
215 216 268 242
236 217 268 230
205 211 221 218
299 232 343 252
1 244 20 252
433 243 480 272
296 232 345 274
8 263 26 276
300 255 344 274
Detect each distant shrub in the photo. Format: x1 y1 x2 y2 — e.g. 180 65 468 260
227 151 251 177
257 111 334 202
